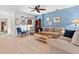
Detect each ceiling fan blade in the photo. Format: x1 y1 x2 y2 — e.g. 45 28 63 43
35 7 40 13
36 8 40 13
31 9 35 12
36 10 40 13
39 9 46 10
28 7 34 9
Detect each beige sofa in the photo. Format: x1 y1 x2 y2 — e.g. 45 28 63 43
48 31 79 54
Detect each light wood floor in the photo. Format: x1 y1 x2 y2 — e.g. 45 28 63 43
0 35 70 54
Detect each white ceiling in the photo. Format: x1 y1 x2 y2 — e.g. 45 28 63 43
0 5 75 15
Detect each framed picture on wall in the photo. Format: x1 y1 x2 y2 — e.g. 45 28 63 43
15 18 19 25
21 19 26 25
54 16 61 23
27 18 32 25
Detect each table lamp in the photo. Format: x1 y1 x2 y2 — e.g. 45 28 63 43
72 19 79 29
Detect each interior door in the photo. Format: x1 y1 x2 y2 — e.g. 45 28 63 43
35 19 41 29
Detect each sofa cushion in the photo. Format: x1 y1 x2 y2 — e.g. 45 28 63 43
64 30 75 38
71 30 79 46
58 36 72 42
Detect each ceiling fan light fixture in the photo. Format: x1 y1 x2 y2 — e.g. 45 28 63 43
28 5 46 13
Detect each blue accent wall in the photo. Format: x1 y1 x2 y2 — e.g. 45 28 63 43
35 6 79 30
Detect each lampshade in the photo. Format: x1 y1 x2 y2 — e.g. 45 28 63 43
72 19 79 24
60 28 65 33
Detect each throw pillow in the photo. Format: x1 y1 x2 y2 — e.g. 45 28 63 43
64 30 75 38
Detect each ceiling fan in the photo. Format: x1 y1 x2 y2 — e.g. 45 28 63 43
28 5 46 13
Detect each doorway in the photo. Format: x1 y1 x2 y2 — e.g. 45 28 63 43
1 21 6 32
0 19 7 34
35 19 43 32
